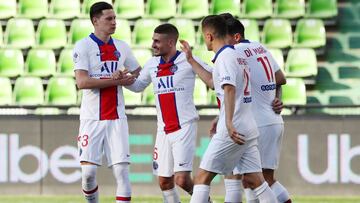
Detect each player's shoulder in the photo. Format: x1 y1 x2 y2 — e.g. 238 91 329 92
74 37 92 50
112 38 131 48
144 56 161 68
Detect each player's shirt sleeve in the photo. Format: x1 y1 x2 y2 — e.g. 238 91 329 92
73 40 89 71
219 51 242 89
122 42 140 72
125 59 152 92
193 56 213 73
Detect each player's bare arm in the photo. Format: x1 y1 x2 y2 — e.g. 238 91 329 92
75 69 135 89
209 116 219 137
272 69 287 114
179 40 214 89
223 84 245 145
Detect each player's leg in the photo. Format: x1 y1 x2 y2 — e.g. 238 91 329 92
105 119 132 203
190 168 217 203
78 120 105 203
259 124 291 203
158 176 180 203
224 174 243 203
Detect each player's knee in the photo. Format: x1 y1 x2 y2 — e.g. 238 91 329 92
158 177 174 190
81 165 97 184
175 174 190 188
242 172 264 189
112 163 130 184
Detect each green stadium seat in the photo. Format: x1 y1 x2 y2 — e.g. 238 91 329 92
315 66 350 91
0 27 3 47
307 0 338 19
262 19 292 49
142 84 155 105
0 77 12 105
240 19 260 42
194 77 208 105
207 89 217 105
192 49 214 66
268 48 284 70
114 0 144 19
285 48 317 77
132 48 152 67
57 48 74 76
0 0 16 19
45 76 77 105
324 94 360 115
123 88 142 105
36 19 67 49
242 0 273 19
178 0 209 19
112 19 131 44
274 0 305 19
133 18 161 47
4 18 35 49
293 19 326 48
82 0 112 16
146 0 176 19
338 65 360 80
168 18 196 46
281 78 306 105
13 76 44 105
349 34 360 49
210 0 241 17
50 0 80 19
69 19 93 45
0 49 24 77
18 0 48 19
25 49 56 77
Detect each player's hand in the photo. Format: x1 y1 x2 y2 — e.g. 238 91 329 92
227 124 245 145
209 117 218 138
179 40 195 63
111 69 130 80
272 97 283 114
117 74 136 86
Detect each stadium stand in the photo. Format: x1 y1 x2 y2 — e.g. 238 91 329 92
4 18 35 49
49 0 81 19
69 18 93 45
210 0 241 17
285 48 318 78
113 18 132 44
240 19 260 42
145 0 176 19
0 77 12 105
262 19 293 49
25 48 56 77
133 18 161 47
36 19 67 49
293 19 326 49
0 48 24 77
178 0 209 19
114 0 144 19
18 0 48 19
57 48 74 77
0 0 16 20
274 0 305 19
45 76 77 105
13 76 44 105
168 18 196 46
242 0 273 19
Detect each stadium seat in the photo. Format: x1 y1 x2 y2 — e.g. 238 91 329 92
285 48 318 77
314 66 350 91
307 0 338 19
0 49 24 77
146 0 176 19
49 0 80 19
36 19 67 49
133 18 161 47
192 49 214 66
178 0 209 19
293 19 326 48
4 18 35 49
281 78 306 105
57 48 74 76
268 48 284 70
69 19 93 45
45 76 77 105
240 19 260 42
242 0 273 19
142 84 155 105
0 27 3 47
123 88 142 105
207 89 217 105
18 0 48 19
132 48 152 67
0 0 16 19
194 77 208 105
114 0 144 19
274 0 305 19
13 76 44 105
0 77 12 105
262 19 292 49
82 0 112 16
338 65 360 80
112 19 131 44
168 18 196 46
210 0 241 17
25 49 56 77
348 34 360 49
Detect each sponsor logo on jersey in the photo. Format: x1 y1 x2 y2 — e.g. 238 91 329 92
114 50 121 60
261 83 276 91
243 97 252 103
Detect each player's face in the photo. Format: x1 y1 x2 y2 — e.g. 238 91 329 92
93 9 117 35
202 28 213 51
152 33 173 57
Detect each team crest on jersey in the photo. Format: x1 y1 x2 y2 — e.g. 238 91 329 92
153 161 158 170
73 52 79 63
114 50 121 60
170 64 178 73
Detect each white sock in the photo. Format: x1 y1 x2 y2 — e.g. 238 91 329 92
112 163 131 203
254 182 277 203
224 179 243 202
271 181 291 203
244 188 259 203
162 187 181 203
82 165 99 203
190 184 210 203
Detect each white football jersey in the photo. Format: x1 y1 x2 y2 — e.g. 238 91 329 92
235 40 283 127
127 51 212 134
212 45 258 140
73 33 140 120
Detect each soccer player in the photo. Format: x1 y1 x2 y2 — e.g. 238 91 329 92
123 23 212 203
73 2 141 203
185 15 277 203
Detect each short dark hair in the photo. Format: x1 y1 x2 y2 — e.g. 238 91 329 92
89 1 113 22
201 15 228 39
226 17 245 38
154 23 179 40
219 13 234 21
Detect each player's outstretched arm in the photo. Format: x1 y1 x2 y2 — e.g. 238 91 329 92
180 40 214 89
75 70 135 89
